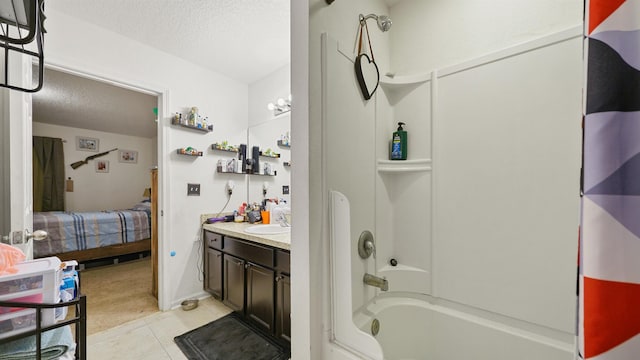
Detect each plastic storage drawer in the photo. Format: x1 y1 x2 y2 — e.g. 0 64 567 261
0 257 62 339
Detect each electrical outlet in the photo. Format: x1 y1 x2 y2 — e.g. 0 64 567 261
187 183 200 196
282 185 290 195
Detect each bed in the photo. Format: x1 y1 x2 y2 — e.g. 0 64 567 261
32 201 152 262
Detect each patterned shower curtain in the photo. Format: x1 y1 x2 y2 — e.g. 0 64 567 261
579 0 640 359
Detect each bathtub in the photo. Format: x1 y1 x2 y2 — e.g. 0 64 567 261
329 191 574 360
353 296 431 360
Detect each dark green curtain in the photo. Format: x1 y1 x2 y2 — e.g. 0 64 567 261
33 136 65 211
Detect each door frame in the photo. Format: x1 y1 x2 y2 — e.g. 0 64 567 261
36 61 171 310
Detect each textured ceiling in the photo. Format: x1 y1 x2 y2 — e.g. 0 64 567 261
46 0 291 84
33 68 158 138
34 0 290 138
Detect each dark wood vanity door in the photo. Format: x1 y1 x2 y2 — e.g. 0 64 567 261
276 273 291 342
246 262 275 332
205 247 223 300
223 254 245 312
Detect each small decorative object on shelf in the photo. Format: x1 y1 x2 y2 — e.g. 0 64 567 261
177 147 203 156
260 148 280 158
277 140 290 148
278 132 291 147
211 142 239 152
171 107 213 132
283 161 291 167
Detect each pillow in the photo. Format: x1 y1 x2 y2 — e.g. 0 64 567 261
132 200 151 211
0 243 26 275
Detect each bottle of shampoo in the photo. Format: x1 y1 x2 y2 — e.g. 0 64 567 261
390 122 407 160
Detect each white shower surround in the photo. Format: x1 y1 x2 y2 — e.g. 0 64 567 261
324 25 582 359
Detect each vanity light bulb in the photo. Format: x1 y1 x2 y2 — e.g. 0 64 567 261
267 103 276 111
288 94 292 102
277 98 286 107
263 182 269 190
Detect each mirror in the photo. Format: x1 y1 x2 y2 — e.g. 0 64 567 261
247 113 291 205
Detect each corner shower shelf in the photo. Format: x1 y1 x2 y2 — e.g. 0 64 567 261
379 73 430 91
377 159 432 173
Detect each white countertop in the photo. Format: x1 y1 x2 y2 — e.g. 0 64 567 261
202 221 290 251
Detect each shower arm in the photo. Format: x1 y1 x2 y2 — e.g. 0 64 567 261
359 13 392 32
360 13 378 23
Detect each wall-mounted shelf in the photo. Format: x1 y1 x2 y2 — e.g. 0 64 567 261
260 151 281 158
211 143 239 153
216 170 275 177
171 119 213 133
379 73 431 102
379 73 430 90
177 149 203 156
277 140 291 148
377 159 432 173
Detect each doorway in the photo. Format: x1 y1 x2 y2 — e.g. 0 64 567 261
31 65 165 333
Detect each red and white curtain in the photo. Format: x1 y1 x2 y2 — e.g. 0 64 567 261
579 0 640 358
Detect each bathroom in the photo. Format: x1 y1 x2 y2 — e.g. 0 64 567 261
294 0 582 359
1 0 585 358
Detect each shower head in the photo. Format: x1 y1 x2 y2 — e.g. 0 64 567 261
360 13 392 32
377 15 392 32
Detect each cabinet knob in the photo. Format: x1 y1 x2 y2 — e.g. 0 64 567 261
244 263 250 269
275 275 283 282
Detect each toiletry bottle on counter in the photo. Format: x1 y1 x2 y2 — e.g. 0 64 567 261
390 122 407 160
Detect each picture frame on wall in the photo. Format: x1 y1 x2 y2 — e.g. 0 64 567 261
96 160 109 173
76 136 99 152
119 149 138 164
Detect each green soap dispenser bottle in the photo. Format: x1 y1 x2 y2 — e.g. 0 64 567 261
390 122 407 160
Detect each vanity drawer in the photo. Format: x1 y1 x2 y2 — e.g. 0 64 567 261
275 250 290 274
204 231 223 250
224 237 274 268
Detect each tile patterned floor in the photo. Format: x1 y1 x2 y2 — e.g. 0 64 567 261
86 296 232 359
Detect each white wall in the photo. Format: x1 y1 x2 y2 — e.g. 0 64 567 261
247 65 291 205
33 122 153 211
310 0 582 359
309 1 390 359
389 0 582 76
44 9 249 308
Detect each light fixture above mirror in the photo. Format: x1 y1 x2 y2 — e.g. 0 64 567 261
267 94 292 116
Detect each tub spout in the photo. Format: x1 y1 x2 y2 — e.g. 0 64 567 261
363 273 388 291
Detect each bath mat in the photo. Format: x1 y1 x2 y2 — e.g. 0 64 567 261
174 311 290 360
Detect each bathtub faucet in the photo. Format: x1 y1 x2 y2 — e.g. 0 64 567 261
363 273 388 291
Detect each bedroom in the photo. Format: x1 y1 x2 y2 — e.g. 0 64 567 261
31 67 158 265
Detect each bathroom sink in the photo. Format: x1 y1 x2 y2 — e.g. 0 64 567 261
244 224 291 235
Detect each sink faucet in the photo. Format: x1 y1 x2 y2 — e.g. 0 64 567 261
363 273 388 291
277 213 290 227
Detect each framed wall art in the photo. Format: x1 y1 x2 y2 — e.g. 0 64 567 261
96 160 109 173
76 136 99 152
119 149 138 164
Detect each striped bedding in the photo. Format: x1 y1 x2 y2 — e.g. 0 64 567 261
32 210 150 258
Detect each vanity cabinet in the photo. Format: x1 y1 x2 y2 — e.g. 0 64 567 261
203 230 290 341
223 254 246 312
246 262 275 331
205 247 223 299
204 231 223 300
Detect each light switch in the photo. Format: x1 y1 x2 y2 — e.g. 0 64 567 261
188 183 200 196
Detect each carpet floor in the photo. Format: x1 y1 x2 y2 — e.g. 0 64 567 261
79 257 158 335
174 311 290 360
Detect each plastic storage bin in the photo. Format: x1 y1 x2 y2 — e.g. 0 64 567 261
0 257 62 339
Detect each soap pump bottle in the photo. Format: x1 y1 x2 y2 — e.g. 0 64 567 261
390 122 407 160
